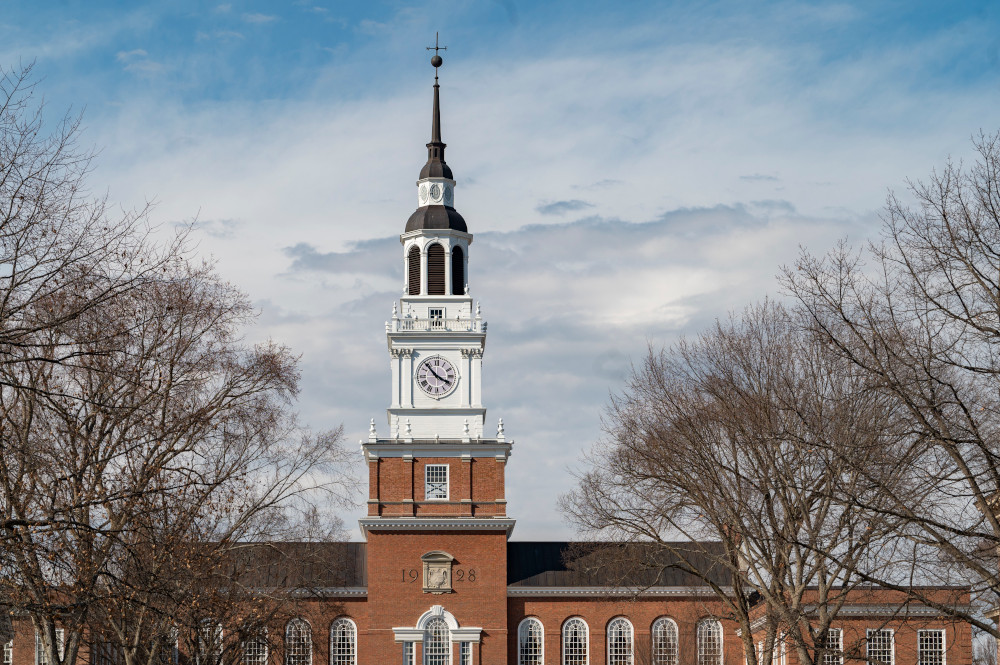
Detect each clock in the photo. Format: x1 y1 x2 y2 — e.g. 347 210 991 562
429 183 442 202
443 185 453 206
419 184 429 204
416 356 457 397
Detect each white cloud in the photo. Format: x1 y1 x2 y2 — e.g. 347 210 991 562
84 25 999 539
242 12 278 24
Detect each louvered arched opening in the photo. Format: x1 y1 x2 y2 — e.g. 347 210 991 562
451 246 464 295
407 246 421 295
427 243 445 295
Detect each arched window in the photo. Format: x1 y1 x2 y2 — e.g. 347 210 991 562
697 619 723 665
451 246 464 295
607 618 633 665
407 245 421 295
427 243 445 296
329 619 356 665
242 627 267 665
562 618 588 665
518 618 543 665
651 618 678 665
285 619 312 665
423 617 450 665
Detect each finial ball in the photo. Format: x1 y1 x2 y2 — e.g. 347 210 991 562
431 54 443 68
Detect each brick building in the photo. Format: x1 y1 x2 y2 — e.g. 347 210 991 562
3 55 973 665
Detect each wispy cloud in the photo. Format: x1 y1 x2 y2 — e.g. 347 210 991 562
740 173 780 182
536 199 595 216
242 12 278 24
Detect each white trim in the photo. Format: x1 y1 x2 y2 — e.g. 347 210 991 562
606 617 634 665
561 617 589 665
360 517 516 536
329 617 357 665
918 629 946 665
507 586 727 597
866 628 895 665
393 606 483 645
425 464 450 500
517 617 544 665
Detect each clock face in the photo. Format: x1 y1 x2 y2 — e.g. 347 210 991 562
429 183 442 202
443 185 453 206
416 356 457 396
419 184 429 204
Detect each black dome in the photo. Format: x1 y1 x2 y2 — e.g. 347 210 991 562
405 205 467 233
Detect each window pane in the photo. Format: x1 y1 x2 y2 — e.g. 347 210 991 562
918 631 944 665
607 618 633 665
823 629 843 665
330 619 356 665
426 465 449 500
424 618 450 665
697 620 722 665
519 619 543 665
867 630 894 665
652 619 678 665
285 620 312 665
562 618 588 665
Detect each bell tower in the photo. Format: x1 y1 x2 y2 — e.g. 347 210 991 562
360 46 513 665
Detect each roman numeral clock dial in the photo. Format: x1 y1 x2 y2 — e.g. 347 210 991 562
416 356 457 397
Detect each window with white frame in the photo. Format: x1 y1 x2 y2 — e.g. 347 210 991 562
4 640 11 665
772 633 786 665
35 630 64 665
823 629 843 665
518 618 543 665
429 308 444 329
425 465 449 500
242 627 268 665
697 619 723 665
607 618 634 665
562 618 588 665
330 618 356 665
459 643 471 665
652 618 678 665
285 619 312 665
197 621 223 665
157 627 179 665
867 630 894 665
423 617 450 665
402 643 414 665
918 630 945 665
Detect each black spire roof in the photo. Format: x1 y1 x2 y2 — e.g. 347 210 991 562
406 50 467 233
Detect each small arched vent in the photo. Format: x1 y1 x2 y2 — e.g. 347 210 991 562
451 246 464 295
427 243 445 295
407 246 420 296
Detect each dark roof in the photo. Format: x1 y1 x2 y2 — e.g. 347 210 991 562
507 541 732 588
228 542 366 588
419 153 453 180
405 205 468 233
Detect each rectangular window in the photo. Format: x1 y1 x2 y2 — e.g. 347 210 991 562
402 643 414 665
425 464 449 500
35 630 64 665
823 629 843 665
867 630 894 665
772 634 785 665
429 308 444 329
918 630 945 665
5 640 12 665
460 642 471 665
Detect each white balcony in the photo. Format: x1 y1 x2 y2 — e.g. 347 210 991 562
388 318 487 333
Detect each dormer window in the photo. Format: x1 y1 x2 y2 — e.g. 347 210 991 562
425 464 448 500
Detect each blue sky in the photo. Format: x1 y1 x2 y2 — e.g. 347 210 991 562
4 1 1000 540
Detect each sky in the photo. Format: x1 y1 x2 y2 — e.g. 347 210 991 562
3 0 1000 540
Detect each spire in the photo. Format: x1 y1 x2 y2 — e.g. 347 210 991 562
420 34 452 180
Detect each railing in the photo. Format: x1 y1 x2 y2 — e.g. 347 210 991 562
389 318 486 333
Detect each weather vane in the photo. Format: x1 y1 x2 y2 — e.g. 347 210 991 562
426 32 447 79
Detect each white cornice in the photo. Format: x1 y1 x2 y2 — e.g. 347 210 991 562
506 586 729 597
287 587 368 597
363 439 511 459
360 517 516 537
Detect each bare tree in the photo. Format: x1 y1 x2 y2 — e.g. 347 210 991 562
0 64 355 665
784 131 1000 633
563 301 909 665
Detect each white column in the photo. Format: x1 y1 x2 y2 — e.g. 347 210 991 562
390 350 401 408
403 350 414 407
444 239 453 297
419 242 428 295
471 350 483 407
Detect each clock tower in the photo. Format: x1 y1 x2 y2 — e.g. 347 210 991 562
359 51 513 665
